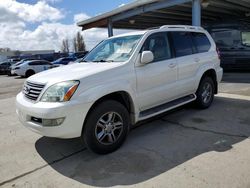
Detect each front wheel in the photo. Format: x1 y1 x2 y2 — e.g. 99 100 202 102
195 77 215 109
82 100 130 154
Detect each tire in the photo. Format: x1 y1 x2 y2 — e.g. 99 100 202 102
195 77 215 109
25 70 35 78
82 100 130 154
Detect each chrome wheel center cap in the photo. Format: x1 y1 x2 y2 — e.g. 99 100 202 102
106 123 113 132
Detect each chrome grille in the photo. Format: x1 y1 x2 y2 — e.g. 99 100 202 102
23 81 45 101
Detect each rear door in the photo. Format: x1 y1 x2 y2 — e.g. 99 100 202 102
135 32 178 111
170 31 199 97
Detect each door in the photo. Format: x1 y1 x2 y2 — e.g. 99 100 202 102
170 31 201 97
29 61 45 73
135 32 177 111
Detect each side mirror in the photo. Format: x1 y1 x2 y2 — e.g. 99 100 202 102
140 51 154 65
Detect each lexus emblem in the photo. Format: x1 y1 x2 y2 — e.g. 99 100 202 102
23 86 30 95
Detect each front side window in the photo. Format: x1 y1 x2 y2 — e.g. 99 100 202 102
242 31 250 46
84 35 142 62
141 32 171 62
192 32 211 53
171 32 193 57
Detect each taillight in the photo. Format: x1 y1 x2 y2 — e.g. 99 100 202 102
216 47 221 60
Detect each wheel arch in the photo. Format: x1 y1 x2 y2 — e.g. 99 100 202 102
198 69 218 94
25 69 35 77
82 91 136 131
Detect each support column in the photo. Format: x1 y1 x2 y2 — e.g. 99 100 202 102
192 0 201 26
108 19 113 37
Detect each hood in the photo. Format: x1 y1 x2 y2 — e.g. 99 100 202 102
27 62 123 84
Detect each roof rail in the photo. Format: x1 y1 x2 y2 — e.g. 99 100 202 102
159 25 204 30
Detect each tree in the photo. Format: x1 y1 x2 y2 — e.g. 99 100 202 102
73 32 86 52
0 47 11 52
61 39 69 53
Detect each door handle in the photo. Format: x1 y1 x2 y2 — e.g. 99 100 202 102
168 63 177 68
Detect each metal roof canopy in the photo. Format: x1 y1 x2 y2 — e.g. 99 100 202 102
77 0 250 36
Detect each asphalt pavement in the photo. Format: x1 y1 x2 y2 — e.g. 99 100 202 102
0 73 250 188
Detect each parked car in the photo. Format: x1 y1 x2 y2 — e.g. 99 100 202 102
13 60 52 77
52 57 76 65
9 58 36 76
16 25 223 154
0 61 16 74
8 58 20 63
69 51 89 59
209 24 250 71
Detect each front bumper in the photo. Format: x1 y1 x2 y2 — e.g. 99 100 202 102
16 92 92 138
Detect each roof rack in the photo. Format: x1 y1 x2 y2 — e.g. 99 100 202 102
159 25 204 30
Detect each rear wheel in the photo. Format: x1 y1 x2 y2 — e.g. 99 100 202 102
25 70 35 77
82 100 130 154
195 77 215 109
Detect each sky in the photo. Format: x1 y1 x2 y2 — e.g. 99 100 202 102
0 0 134 51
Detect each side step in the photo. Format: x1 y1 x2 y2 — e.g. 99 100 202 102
139 94 196 118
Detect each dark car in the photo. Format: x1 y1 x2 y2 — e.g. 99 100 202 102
0 61 16 75
52 57 77 65
209 24 250 71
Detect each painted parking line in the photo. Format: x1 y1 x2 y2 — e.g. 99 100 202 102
216 93 250 101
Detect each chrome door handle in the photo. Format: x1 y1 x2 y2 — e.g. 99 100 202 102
168 63 177 68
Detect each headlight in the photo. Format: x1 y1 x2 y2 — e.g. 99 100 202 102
40 81 79 102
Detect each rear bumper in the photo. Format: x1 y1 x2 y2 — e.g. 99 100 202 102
216 67 223 83
16 92 92 138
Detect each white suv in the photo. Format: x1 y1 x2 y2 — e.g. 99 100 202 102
13 60 52 77
16 25 223 154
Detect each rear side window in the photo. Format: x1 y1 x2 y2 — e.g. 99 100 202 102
29 61 43 65
171 32 193 57
142 32 171 62
192 32 211 53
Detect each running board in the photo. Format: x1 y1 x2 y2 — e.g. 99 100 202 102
139 94 196 118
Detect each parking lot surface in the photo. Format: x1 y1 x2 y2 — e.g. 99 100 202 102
0 73 250 188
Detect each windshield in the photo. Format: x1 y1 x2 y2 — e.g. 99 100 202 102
242 31 250 46
84 35 142 62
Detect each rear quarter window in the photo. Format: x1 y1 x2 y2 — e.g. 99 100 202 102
192 32 211 53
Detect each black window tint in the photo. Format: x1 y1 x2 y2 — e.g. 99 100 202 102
63 58 72 61
142 33 171 62
192 32 211 53
171 32 193 57
39 62 45 65
29 61 40 65
28 62 36 66
39 61 50 65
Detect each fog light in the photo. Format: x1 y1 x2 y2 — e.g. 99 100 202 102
42 117 65 127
